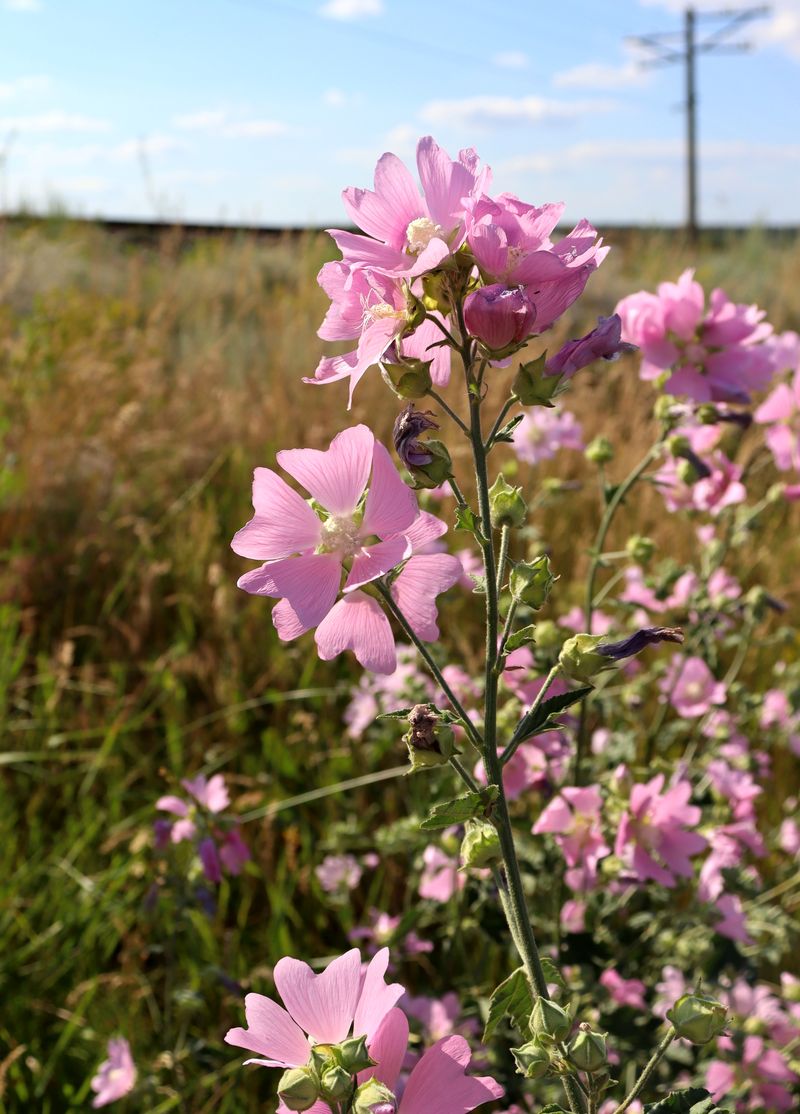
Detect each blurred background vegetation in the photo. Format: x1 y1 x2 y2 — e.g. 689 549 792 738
1 220 799 1110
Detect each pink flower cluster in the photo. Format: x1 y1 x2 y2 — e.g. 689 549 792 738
616 269 777 404
155 774 250 884
225 948 502 1113
755 342 800 497
232 425 461 674
308 135 608 403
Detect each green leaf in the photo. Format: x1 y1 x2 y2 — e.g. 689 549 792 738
513 686 593 744
491 413 525 445
419 786 499 831
376 707 413 721
539 957 566 990
454 505 488 544
538 1107 569 1114
504 625 537 653
469 573 487 594
644 1089 727 1114
483 967 533 1043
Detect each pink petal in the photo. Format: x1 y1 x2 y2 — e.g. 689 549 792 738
342 152 422 246
277 426 374 516
315 591 397 674
404 511 448 553
271 597 311 641
274 949 362 1044
155 795 189 817
353 947 405 1042
224 993 312 1067
399 1035 504 1114
240 554 341 629
345 537 410 592
360 1007 409 1090
390 554 462 641
231 468 322 560
361 441 419 539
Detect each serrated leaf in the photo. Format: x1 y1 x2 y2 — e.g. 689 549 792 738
482 967 533 1043
419 786 499 831
539 957 566 990
454 505 488 544
376 707 413 721
491 413 525 445
644 1088 716 1114
512 686 592 745
504 625 537 653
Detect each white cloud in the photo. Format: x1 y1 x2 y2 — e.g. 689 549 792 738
502 138 800 176
0 111 110 134
554 60 649 90
112 135 183 161
4 0 42 10
172 109 288 138
0 75 50 100
319 0 383 18
492 51 529 70
419 94 618 130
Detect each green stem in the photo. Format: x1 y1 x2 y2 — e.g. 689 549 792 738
485 397 516 449
375 581 484 751
428 388 469 435
496 524 511 593
502 663 562 766
498 600 519 661
447 475 469 509
612 1026 676 1114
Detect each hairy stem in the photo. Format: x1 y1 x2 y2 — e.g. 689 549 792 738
612 1026 676 1114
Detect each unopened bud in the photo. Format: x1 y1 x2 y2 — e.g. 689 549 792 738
278 1066 320 1111
676 458 699 485
381 358 433 401
511 1038 551 1079
654 394 680 426
558 634 612 684
320 1064 353 1103
626 535 655 564
666 992 727 1045
352 1078 397 1114
509 555 556 610
568 1024 608 1072
460 819 501 867
666 434 692 457
531 998 572 1044
585 436 614 465
407 439 452 489
339 1035 374 1075
489 473 527 529
533 619 562 652
463 283 536 354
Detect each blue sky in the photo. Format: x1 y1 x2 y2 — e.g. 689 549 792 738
1 0 799 226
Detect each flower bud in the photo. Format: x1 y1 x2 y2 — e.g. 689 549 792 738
625 535 655 564
533 619 562 652
512 354 564 407
676 458 699 485
558 634 612 684
666 434 692 457
511 1038 551 1079
405 439 452 489
666 993 727 1045
530 998 572 1044
320 1064 353 1103
509 555 556 610
393 405 439 469
544 315 635 378
278 1066 321 1111
352 1078 397 1114
654 394 681 426
405 704 458 770
568 1024 608 1073
585 436 614 465
460 819 501 867
381 358 433 401
464 284 536 353
489 473 527 529
339 1035 375 1075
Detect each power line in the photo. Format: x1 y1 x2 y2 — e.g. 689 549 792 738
627 5 770 241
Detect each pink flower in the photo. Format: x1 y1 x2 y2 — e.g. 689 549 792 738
654 450 747 517
559 606 614 636
707 1035 798 1112
331 135 490 281
616 269 776 404
349 910 433 959
533 785 611 892
599 969 647 1011
661 655 726 718
155 773 250 883
614 774 707 887
219 828 250 875
545 314 635 378
403 992 479 1044
712 893 753 945
90 1038 136 1108
654 965 689 1019
511 407 584 465
225 948 403 1067
463 284 536 350
779 818 800 855
316 853 363 893
560 899 586 933
755 367 800 473
419 845 465 902
467 194 608 330
156 773 230 843
233 426 459 675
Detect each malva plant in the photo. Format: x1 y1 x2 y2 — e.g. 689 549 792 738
218 134 798 1114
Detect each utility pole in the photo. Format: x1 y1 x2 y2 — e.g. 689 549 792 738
628 5 770 242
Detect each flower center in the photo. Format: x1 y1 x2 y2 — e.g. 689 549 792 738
684 681 704 701
684 342 706 364
321 514 361 556
368 301 404 321
506 245 526 272
406 217 444 254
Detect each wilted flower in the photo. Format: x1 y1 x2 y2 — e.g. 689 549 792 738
393 405 439 468
545 314 635 378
